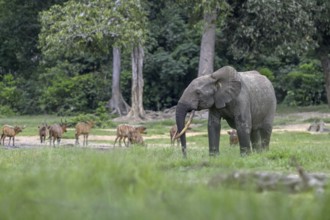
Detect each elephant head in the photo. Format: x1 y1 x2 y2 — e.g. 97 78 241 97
175 66 242 156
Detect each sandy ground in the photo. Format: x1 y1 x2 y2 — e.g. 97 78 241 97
2 123 318 149
2 111 329 149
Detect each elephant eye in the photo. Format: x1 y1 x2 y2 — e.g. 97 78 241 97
196 89 201 95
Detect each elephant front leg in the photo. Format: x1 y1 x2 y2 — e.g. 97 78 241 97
208 109 221 156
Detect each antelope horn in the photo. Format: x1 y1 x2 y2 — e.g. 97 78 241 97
173 110 195 140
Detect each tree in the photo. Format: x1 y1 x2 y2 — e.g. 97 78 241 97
198 10 217 76
108 47 130 115
223 0 316 60
0 0 68 113
196 1 230 76
109 0 147 118
222 0 330 106
0 0 66 77
119 0 147 119
143 1 200 110
127 44 145 118
39 0 147 117
181 0 230 77
313 0 330 107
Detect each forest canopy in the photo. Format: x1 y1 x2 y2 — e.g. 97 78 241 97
0 0 329 116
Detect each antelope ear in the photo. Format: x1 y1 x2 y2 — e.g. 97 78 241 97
211 66 242 109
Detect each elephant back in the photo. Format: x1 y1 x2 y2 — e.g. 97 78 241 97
238 71 274 93
239 70 276 125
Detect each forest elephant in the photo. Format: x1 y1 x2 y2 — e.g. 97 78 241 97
174 66 276 157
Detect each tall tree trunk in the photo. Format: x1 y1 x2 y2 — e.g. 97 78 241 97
198 10 217 76
108 47 130 115
127 44 145 119
320 55 330 107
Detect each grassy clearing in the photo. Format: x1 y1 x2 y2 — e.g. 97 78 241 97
1 141 330 220
276 104 330 114
0 106 330 219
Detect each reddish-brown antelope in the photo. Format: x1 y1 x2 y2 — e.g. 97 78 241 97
48 121 67 146
38 123 48 143
114 124 147 147
75 121 94 146
128 130 144 146
1 125 24 146
227 129 239 146
169 125 179 146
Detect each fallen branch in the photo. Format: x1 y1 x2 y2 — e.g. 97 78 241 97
209 158 328 194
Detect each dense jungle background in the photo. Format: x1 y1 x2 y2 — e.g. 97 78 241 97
0 0 329 117
2 2 330 219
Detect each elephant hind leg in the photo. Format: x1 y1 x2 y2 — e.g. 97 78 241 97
260 124 273 151
236 129 252 156
250 129 261 152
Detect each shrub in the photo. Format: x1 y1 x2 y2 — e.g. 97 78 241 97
69 102 115 128
282 60 326 106
0 74 21 113
0 105 16 117
39 73 110 115
257 67 275 81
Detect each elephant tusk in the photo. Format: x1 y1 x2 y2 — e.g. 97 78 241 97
171 129 178 142
173 110 195 140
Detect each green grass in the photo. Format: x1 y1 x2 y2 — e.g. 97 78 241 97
276 104 330 114
0 141 330 220
1 106 330 219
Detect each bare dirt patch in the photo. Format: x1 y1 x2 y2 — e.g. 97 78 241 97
274 111 330 132
273 123 311 132
3 110 330 149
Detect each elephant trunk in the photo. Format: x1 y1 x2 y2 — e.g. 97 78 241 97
175 102 193 157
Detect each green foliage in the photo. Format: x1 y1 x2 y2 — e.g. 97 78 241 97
0 0 67 77
39 73 110 115
37 0 148 114
0 74 17 103
0 74 20 114
0 106 15 117
312 0 330 55
225 0 317 60
143 2 200 110
282 60 326 106
67 114 97 126
39 0 147 59
257 67 275 81
1 0 330 114
67 101 116 128
0 0 69 114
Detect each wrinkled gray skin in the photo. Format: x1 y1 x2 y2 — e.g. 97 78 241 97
176 66 276 157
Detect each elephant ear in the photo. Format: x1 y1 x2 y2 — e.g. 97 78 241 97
211 66 242 109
